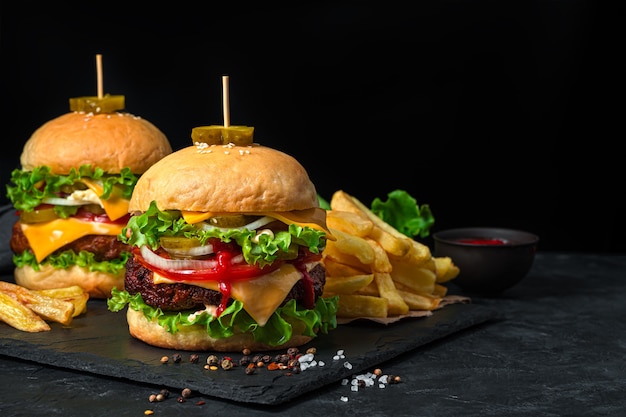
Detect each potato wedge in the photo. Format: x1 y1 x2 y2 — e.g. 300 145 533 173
0 291 50 332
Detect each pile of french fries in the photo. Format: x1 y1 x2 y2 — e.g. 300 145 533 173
0 282 89 332
322 190 460 319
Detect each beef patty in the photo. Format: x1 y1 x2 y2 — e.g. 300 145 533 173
123 255 327 312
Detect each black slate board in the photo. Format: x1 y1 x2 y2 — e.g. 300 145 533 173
0 299 499 405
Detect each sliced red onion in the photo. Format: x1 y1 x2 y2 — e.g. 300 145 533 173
41 197 90 206
140 246 218 270
163 243 215 258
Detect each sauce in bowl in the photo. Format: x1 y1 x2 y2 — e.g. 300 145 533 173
455 238 507 245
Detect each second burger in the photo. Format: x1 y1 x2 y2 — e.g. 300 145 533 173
6 96 173 298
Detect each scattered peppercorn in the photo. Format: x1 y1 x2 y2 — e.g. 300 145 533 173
189 354 199 364
171 353 182 363
159 389 170 399
242 348 251 356
206 355 219 366
181 388 192 398
221 358 234 370
160 355 169 364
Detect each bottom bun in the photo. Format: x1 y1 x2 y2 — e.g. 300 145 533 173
126 307 314 352
14 265 124 299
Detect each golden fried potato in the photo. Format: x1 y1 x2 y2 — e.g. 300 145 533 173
330 190 412 257
336 294 388 318
323 274 375 295
0 282 75 326
326 210 373 237
374 272 409 316
0 291 51 332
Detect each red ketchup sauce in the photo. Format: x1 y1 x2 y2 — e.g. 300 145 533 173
456 238 508 245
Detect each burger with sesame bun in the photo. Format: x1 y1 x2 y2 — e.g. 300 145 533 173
6 100 173 299
107 135 338 352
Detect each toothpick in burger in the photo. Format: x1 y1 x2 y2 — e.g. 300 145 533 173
107 126 338 352
6 94 173 298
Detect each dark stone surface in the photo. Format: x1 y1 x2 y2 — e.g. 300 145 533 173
0 292 498 405
2 252 626 416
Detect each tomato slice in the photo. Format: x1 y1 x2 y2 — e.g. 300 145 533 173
132 247 282 282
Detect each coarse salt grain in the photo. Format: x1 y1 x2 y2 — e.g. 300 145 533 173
343 362 353 370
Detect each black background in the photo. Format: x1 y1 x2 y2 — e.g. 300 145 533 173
1 2 623 252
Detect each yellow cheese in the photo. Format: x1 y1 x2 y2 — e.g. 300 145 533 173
180 207 330 234
21 218 124 263
152 264 303 326
80 178 130 221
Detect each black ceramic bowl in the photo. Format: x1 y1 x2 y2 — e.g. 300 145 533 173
433 227 539 296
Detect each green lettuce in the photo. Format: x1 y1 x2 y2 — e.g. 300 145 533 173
120 201 328 268
107 288 338 347
370 189 435 239
14 249 131 274
6 165 138 213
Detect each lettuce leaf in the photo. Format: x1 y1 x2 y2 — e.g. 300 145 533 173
107 288 338 347
6 165 138 212
370 189 435 239
120 201 328 268
14 249 130 274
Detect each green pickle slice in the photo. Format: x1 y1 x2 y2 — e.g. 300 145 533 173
208 215 260 228
69 94 125 114
160 236 203 250
191 125 254 146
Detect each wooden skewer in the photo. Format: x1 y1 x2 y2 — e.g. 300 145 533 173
222 75 230 128
96 54 103 99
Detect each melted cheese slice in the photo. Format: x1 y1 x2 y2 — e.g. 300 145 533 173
152 264 303 326
80 178 130 221
21 218 124 263
181 207 332 236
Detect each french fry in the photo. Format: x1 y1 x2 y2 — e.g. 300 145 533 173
323 259 370 277
0 291 51 332
355 281 379 296
390 262 437 295
324 274 374 295
330 190 412 257
0 282 75 326
327 228 376 265
374 272 409 316
389 239 434 270
34 286 89 317
434 256 461 283
326 210 373 237
336 294 388 318
396 287 441 311
433 283 449 297
366 239 393 273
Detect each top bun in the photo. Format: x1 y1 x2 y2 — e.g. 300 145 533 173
20 111 172 174
130 143 319 213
